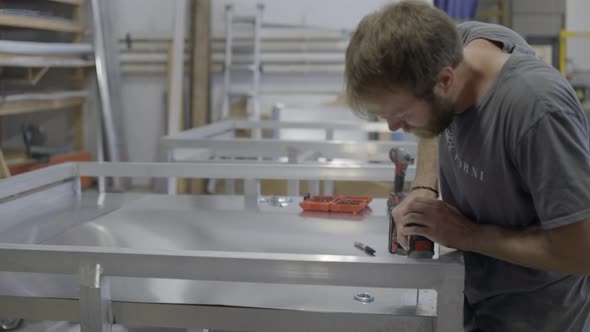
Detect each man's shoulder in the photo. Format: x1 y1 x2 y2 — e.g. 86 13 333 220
492 55 584 144
505 55 576 111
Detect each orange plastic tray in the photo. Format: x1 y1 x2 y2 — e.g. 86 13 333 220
299 195 338 212
299 195 371 214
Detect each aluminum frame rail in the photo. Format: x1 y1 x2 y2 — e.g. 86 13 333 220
160 119 414 195
160 119 408 159
91 0 128 187
0 162 463 332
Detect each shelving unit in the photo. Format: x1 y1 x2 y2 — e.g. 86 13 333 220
0 92 87 116
0 0 92 177
0 11 83 32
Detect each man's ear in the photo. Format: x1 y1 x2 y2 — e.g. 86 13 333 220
434 66 454 95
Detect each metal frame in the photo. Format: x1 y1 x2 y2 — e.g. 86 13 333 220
161 119 414 159
0 162 463 332
160 118 416 195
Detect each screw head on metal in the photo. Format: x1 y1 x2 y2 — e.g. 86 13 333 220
354 292 375 303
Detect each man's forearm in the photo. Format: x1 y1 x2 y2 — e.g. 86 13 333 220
468 220 590 275
413 137 438 188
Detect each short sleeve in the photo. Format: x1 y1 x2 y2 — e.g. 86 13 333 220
514 108 590 229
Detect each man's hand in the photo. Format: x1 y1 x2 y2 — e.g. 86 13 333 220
394 195 478 251
391 188 437 250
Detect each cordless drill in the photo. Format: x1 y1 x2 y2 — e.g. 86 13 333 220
387 147 435 258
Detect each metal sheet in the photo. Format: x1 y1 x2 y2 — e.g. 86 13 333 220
76 161 411 182
0 164 463 331
0 194 461 289
0 194 440 325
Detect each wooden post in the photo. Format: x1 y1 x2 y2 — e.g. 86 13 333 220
190 0 211 194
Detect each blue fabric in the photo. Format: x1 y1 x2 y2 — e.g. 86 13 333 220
435 0 478 19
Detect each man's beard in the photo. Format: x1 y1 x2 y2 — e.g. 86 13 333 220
404 95 455 138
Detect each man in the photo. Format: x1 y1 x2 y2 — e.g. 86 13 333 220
345 2 590 331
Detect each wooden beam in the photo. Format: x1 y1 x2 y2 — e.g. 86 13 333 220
0 97 85 117
0 13 83 33
190 0 211 194
48 0 85 5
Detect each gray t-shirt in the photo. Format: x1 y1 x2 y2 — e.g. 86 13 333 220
438 22 590 331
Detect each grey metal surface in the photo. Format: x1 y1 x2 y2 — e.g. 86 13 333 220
0 163 464 331
43 194 389 255
76 161 411 182
0 192 447 297
0 192 442 330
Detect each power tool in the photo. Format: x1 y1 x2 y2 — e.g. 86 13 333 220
387 147 435 258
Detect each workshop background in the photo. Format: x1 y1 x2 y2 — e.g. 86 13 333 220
1 0 589 188
0 1 590 332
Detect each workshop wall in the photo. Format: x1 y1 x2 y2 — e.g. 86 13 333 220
6 0 584 187
112 0 405 170
104 0 588 179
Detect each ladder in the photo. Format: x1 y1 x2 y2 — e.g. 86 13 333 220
221 3 264 138
208 4 263 195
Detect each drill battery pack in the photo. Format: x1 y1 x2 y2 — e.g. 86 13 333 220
388 192 435 258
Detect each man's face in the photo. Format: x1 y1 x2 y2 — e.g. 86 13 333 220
373 91 456 138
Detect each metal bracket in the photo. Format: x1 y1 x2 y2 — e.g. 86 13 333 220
79 264 112 332
244 179 260 209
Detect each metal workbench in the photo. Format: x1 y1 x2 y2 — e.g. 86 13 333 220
160 118 418 195
0 162 463 332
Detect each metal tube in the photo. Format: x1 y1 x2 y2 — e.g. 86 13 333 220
0 243 463 289
251 3 264 139
221 4 234 121
166 150 177 195
91 0 128 191
0 163 76 200
75 162 405 182
167 0 189 136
